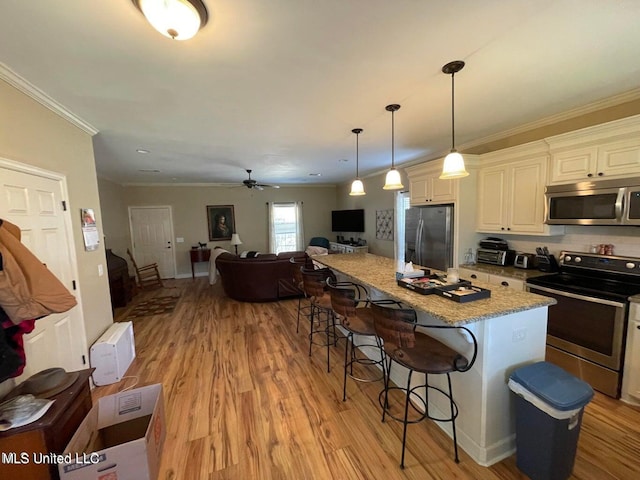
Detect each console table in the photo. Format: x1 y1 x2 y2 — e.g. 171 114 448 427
0 369 93 480
329 242 368 254
190 248 211 279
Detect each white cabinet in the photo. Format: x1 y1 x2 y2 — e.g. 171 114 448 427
458 267 524 291
549 146 598 184
547 115 640 184
549 139 640 183
458 268 489 283
329 242 368 254
477 144 563 235
406 160 456 206
487 273 525 291
622 301 640 406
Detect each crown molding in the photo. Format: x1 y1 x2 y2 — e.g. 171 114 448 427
0 62 98 135
459 87 640 152
119 181 337 188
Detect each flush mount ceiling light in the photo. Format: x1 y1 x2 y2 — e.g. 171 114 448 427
132 0 208 40
440 60 469 179
349 128 366 196
383 104 404 190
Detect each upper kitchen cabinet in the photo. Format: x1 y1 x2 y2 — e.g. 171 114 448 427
477 142 564 236
547 114 640 184
406 156 479 206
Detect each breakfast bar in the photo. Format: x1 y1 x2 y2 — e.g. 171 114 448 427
313 253 556 466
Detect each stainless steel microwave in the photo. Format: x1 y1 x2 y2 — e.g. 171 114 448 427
545 177 640 226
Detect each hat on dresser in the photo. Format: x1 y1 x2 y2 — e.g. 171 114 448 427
12 367 78 399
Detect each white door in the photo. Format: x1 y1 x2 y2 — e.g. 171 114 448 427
0 159 87 382
129 206 175 278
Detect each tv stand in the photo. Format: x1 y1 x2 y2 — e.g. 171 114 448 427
329 242 368 254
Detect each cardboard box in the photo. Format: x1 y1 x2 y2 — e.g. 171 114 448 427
58 384 165 480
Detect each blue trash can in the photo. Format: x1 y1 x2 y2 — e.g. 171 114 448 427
508 361 594 480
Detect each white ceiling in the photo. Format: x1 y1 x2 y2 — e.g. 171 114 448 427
1 0 640 187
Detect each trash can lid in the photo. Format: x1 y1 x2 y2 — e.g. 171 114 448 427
509 361 594 410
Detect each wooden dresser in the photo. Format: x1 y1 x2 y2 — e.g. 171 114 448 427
0 369 93 480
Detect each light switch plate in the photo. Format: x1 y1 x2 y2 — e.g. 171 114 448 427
176 237 184 243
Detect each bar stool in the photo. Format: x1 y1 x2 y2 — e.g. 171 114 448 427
370 302 478 468
300 266 341 372
289 257 312 333
326 279 386 401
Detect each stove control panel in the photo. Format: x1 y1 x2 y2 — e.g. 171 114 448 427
559 251 640 275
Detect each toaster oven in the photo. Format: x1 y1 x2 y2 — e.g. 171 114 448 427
476 248 516 266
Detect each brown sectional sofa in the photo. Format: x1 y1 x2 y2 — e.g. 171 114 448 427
215 251 311 302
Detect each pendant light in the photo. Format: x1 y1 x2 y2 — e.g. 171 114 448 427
383 104 404 190
440 60 469 179
349 128 366 196
132 0 208 40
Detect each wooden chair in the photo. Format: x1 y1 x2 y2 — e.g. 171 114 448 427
126 248 163 290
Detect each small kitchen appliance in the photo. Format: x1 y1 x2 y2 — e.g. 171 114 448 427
514 253 536 269
476 237 515 266
477 248 516 266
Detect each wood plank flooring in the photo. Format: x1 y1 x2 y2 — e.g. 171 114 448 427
94 278 640 479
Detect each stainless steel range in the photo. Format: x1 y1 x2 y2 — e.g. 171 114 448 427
526 251 640 398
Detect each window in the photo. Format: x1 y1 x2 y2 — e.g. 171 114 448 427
268 202 304 254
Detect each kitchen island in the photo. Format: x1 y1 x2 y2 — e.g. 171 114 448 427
313 253 555 466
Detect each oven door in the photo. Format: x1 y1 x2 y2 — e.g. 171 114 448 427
545 186 625 225
527 284 627 370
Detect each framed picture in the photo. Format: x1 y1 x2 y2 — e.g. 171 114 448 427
207 205 235 241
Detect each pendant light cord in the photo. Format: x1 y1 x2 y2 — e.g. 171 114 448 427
356 131 360 177
391 109 395 168
451 71 456 151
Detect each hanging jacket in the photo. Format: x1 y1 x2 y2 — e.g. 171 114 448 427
0 219 77 324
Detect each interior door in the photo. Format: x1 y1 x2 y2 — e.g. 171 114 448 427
0 160 87 382
129 206 176 278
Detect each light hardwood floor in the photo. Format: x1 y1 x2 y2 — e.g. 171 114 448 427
95 278 640 480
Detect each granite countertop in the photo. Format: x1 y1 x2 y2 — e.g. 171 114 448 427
458 263 552 281
313 253 555 326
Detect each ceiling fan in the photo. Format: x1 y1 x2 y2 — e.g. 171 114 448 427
241 169 279 190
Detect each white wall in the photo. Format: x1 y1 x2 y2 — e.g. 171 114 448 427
335 169 401 259
0 79 113 396
99 184 337 277
506 226 640 259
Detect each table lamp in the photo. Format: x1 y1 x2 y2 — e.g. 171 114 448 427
230 233 243 255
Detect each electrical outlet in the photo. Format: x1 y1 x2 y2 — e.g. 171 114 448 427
512 328 527 342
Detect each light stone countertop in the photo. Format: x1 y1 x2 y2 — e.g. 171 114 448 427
313 253 555 326
458 263 552 281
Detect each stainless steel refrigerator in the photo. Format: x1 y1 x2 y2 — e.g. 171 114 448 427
405 204 454 271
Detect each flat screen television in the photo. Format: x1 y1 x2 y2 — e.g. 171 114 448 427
331 209 365 232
